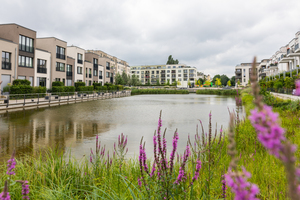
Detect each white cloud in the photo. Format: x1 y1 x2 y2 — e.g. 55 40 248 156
1 0 300 78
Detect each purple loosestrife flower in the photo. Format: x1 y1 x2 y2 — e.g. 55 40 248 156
21 181 30 200
175 145 190 184
169 131 179 173
150 162 156 177
249 105 285 159
175 167 185 184
7 151 16 176
191 160 201 183
295 79 300 96
225 168 259 200
222 174 227 199
0 181 10 200
137 177 142 187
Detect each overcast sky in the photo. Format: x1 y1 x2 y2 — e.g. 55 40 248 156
1 0 300 77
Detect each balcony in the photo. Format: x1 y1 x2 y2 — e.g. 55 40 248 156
56 53 65 60
235 75 242 79
295 43 300 53
287 48 295 57
2 62 11 70
19 45 34 53
66 71 72 77
259 73 266 77
235 70 241 75
77 60 83 64
99 75 103 79
37 67 47 74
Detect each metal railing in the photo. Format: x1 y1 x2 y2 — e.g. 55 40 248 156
0 90 131 109
37 67 47 73
2 62 11 70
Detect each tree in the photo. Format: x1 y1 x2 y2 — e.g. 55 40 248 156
166 79 170 85
231 76 235 86
177 80 181 86
188 80 191 88
131 74 139 86
166 55 179 64
227 80 231 86
115 73 124 85
220 74 230 86
156 79 160 86
122 71 128 85
204 80 211 87
215 78 221 87
212 75 221 85
237 80 241 86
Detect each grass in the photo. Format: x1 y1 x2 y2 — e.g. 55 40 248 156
131 88 189 95
1 88 299 199
196 89 241 95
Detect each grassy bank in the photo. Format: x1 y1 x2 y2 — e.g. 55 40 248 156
196 89 240 95
1 88 299 199
131 88 189 95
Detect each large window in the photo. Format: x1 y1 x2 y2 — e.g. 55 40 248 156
2 51 11 70
106 62 110 70
77 66 82 74
89 69 92 78
56 62 65 72
106 72 110 78
94 69 97 76
67 65 72 76
56 46 65 60
37 59 47 73
19 56 33 68
37 77 46 87
77 53 83 64
19 35 34 53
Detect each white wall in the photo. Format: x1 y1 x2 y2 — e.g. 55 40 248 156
34 49 51 89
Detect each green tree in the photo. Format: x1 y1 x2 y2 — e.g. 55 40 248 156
156 79 160 86
188 80 191 88
115 73 124 85
131 74 139 86
166 79 170 85
122 71 128 85
166 55 179 64
220 74 230 86
227 80 231 86
237 79 241 86
215 78 221 87
231 76 235 86
212 75 221 84
204 80 211 87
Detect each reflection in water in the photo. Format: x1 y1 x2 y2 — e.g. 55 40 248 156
0 94 244 160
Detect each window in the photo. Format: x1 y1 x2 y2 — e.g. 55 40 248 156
183 70 187 73
167 70 170 73
2 51 11 70
62 79 65 85
178 78 181 81
173 66 176 68
152 71 154 74
19 56 33 68
55 78 61 82
93 58 98 65
178 74 181 77
106 72 110 78
77 79 82 82
77 66 82 74
99 71 102 76
167 74 170 77
89 80 92 86
37 59 47 73
56 46 65 59
178 70 181 73
77 53 83 64
56 62 65 72
156 71 159 74
168 66 171 68
37 77 46 87
94 69 97 76
67 65 72 76
106 62 110 70
19 35 34 53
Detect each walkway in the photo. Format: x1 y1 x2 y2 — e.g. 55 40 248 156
271 92 300 101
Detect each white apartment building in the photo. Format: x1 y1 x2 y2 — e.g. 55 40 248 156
34 49 51 88
130 64 197 87
67 46 85 83
235 63 260 86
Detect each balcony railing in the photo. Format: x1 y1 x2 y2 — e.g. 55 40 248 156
37 67 47 74
77 60 83 64
99 75 103 79
66 71 73 77
56 53 65 60
106 67 110 70
2 62 11 70
94 64 98 69
19 45 34 53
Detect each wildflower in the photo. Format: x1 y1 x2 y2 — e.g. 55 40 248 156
0 181 10 200
21 181 30 200
7 151 16 176
249 105 285 159
225 168 259 200
191 160 201 184
222 174 227 199
137 177 142 187
295 79 300 96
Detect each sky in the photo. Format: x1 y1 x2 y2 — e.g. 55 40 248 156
1 0 300 77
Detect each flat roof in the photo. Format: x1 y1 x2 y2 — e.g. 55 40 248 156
0 23 36 33
0 37 16 44
67 45 85 51
37 37 67 43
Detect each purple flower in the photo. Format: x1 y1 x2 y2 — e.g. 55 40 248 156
295 79 300 96
225 168 259 200
249 105 285 159
7 151 16 176
21 181 30 200
191 160 201 183
0 192 10 200
137 177 142 187
150 162 156 177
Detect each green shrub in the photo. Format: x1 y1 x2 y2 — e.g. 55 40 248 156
93 82 102 89
32 86 46 93
52 81 64 87
52 86 65 93
3 85 10 93
10 85 33 94
75 82 85 90
77 86 94 92
13 79 31 86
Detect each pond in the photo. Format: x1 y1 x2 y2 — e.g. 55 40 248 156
0 94 243 160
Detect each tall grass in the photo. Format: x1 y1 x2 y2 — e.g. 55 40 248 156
196 89 241 95
131 89 189 95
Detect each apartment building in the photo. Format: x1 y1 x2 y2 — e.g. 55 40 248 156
0 38 18 89
235 62 260 86
130 64 197 87
84 61 93 86
67 46 85 83
36 37 68 86
34 49 51 88
0 24 36 86
257 59 268 80
84 52 102 84
66 56 75 86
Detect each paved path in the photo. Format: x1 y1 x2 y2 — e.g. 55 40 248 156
270 92 300 101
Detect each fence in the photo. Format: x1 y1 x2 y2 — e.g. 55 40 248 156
0 90 131 109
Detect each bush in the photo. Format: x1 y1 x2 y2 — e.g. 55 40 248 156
52 86 65 93
93 82 102 89
3 85 10 93
196 89 240 95
13 79 31 86
52 81 64 87
32 86 46 93
10 85 33 94
75 82 85 90
77 86 94 92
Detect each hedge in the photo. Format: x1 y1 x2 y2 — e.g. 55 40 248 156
77 86 94 92
10 85 33 94
75 82 85 91
93 82 102 89
13 79 31 86
52 86 75 94
52 81 64 87
196 89 240 95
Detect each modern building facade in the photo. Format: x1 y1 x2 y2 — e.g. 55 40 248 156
235 62 260 86
130 64 197 87
0 23 130 93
